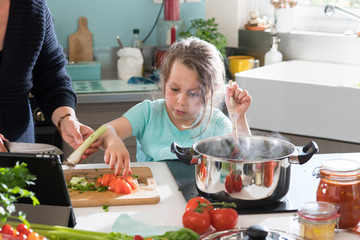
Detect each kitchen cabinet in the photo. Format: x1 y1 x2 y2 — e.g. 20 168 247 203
67 152 360 239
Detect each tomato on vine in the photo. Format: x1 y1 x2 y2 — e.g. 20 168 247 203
210 208 238 231
185 197 213 213
182 209 211 235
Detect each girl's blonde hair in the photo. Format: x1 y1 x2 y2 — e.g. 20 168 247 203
158 36 226 131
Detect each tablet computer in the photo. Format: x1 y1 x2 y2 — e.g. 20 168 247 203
0 152 76 227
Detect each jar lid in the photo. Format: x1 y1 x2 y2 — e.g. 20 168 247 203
298 201 340 220
318 159 360 180
322 159 360 172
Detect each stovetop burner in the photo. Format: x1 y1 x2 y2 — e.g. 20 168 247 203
165 160 312 214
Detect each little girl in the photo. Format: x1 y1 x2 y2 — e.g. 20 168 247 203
100 37 252 175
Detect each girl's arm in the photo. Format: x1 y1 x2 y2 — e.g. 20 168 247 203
225 83 252 136
101 117 133 176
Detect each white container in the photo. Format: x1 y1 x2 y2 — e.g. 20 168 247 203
117 47 144 80
264 36 283 66
275 8 293 33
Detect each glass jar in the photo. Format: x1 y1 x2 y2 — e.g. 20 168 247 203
298 201 340 240
314 159 360 229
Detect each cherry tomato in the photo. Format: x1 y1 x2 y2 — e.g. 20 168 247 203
210 208 238 231
27 232 40 240
16 223 33 236
233 175 242 192
225 175 233 193
182 209 211 235
1 224 15 236
17 233 28 240
185 197 213 213
133 235 144 240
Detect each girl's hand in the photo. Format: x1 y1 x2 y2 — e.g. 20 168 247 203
226 82 252 117
103 137 131 176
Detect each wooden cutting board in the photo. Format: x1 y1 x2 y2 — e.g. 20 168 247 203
68 16 93 62
63 167 160 207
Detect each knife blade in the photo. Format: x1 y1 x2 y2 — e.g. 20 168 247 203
4 142 63 155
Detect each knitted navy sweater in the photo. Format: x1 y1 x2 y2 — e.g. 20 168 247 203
0 0 76 142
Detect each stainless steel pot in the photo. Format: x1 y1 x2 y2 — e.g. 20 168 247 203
171 135 318 205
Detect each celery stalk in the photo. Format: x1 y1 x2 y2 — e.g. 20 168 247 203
66 124 107 166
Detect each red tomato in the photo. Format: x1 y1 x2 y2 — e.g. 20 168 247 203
210 208 238 231
133 235 144 240
125 177 138 190
16 224 32 236
225 175 233 193
115 179 132 194
17 233 28 240
1 224 15 236
185 197 213 213
233 175 242 192
27 232 40 240
182 209 211 235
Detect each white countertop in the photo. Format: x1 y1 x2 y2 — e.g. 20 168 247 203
67 158 360 239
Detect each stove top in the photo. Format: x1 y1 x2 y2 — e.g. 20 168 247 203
165 160 318 214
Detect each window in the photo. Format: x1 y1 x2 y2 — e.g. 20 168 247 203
259 0 360 34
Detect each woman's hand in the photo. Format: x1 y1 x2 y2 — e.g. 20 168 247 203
60 117 101 160
0 134 9 152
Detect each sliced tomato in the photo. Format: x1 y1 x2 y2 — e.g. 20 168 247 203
115 179 132 194
126 178 138 190
101 174 111 186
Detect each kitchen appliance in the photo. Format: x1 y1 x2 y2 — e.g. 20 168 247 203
171 135 318 205
0 152 75 227
4 142 63 155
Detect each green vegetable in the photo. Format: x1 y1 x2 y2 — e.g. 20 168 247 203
67 176 107 192
0 162 39 225
67 124 107 166
6 221 199 240
148 228 199 240
103 205 110 212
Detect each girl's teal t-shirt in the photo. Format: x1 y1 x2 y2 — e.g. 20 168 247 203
123 99 232 162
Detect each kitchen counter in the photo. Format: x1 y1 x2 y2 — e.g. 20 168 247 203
72 80 162 104
66 152 360 239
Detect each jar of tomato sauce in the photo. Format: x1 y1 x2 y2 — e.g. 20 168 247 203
314 159 360 229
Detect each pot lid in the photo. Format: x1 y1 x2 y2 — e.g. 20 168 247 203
200 225 303 240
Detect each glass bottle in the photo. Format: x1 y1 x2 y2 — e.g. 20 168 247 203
132 29 143 51
314 159 360 229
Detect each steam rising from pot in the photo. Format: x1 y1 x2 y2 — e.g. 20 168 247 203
195 133 294 161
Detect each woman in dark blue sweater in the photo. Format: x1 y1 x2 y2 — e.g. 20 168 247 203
0 0 98 159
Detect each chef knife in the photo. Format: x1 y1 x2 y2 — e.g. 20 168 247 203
4 142 63 155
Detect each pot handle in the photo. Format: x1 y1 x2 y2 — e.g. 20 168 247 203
290 141 319 165
171 142 200 165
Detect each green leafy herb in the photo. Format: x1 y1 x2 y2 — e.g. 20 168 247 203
179 18 228 58
102 205 110 212
0 162 39 225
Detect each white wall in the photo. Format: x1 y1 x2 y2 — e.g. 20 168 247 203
205 0 250 47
